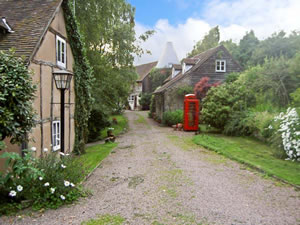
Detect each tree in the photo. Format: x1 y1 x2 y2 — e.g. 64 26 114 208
249 31 300 66
74 0 153 139
188 26 220 57
0 49 36 144
149 68 171 92
235 30 259 68
194 77 220 101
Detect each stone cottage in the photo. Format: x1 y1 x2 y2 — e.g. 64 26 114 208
154 45 242 119
0 0 76 170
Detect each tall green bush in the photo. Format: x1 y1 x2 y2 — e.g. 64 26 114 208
88 109 110 142
139 93 152 110
162 110 183 126
201 81 255 130
0 49 36 144
223 111 257 136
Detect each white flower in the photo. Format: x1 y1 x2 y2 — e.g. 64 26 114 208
43 148 48 152
61 164 66 169
44 182 50 187
39 177 43 181
31 147 36 152
9 190 17 197
50 188 55 194
60 195 65 200
64 180 70 187
59 152 65 156
70 183 75 187
66 153 70 156
17 185 23 192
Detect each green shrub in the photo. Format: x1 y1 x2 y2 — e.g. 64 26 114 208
139 93 152 110
201 81 255 130
88 109 110 142
225 72 240 83
252 111 277 140
0 150 85 215
0 49 36 143
290 88 300 107
162 110 183 126
224 111 257 136
149 94 156 114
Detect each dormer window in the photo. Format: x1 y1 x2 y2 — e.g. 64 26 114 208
172 68 181 78
182 63 193 74
216 60 226 72
56 35 66 68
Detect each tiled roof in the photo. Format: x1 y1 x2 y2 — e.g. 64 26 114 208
154 45 224 94
183 58 198 65
136 61 158 82
173 64 182 70
0 0 62 62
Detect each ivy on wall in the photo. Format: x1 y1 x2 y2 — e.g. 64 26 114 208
62 0 94 154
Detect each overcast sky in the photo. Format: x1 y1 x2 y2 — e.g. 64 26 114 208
127 0 300 65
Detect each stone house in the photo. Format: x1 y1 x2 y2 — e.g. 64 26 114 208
154 45 242 119
0 0 76 170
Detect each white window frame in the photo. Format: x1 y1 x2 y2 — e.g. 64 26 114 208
216 60 226 72
52 121 61 151
56 35 66 68
128 95 135 101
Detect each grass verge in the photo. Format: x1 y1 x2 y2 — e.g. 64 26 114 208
76 142 118 177
99 114 128 140
193 134 300 187
81 214 126 225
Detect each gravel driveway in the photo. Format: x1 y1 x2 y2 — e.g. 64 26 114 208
1 111 299 225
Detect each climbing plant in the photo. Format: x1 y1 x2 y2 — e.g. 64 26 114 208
62 0 94 154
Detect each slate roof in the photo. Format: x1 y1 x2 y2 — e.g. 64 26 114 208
0 0 62 62
154 45 225 94
136 61 158 82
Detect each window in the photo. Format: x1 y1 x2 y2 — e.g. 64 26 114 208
216 60 226 72
52 121 60 151
128 95 135 101
56 35 66 68
182 63 193 74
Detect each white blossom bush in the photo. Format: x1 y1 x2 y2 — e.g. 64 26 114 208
274 108 300 161
0 148 85 214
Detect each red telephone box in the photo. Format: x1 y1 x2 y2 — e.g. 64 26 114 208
183 94 199 131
